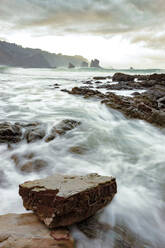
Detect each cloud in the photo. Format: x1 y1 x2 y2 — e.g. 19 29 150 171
0 0 165 37
0 0 165 68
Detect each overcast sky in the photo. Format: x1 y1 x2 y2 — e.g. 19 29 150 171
0 0 164 68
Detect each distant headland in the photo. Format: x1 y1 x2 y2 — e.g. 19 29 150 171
0 40 102 69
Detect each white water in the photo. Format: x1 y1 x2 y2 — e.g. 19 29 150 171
0 67 165 247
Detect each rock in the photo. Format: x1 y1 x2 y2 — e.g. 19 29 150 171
158 96 165 109
93 76 109 80
68 63 75 69
112 72 165 83
90 59 101 68
16 122 40 128
69 146 87 155
0 213 74 248
65 87 104 98
81 61 88 67
0 122 22 143
148 73 165 81
112 73 135 82
24 126 45 143
131 92 141 96
11 153 47 173
20 160 48 173
45 119 81 142
19 173 117 228
62 76 165 127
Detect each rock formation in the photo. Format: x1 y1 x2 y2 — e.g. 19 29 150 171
68 62 75 69
62 73 165 127
45 119 81 142
0 213 74 248
0 119 80 145
19 173 117 228
112 72 135 82
81 61 88 67
0 122 22 144
90 59 101 68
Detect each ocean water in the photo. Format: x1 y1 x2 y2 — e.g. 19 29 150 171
0 66 165 247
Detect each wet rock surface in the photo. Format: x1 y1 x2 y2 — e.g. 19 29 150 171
0 122 22 143
62 73 165 127
45 119 81 142
19 173 117 228
0 119 80 145
11 153 48 173
0 213 74 248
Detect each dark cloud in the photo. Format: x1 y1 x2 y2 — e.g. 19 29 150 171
0 0 165 63
0 0 164 37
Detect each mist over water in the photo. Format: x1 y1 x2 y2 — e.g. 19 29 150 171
0 67 165 247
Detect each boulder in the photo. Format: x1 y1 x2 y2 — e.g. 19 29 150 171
0 213 74 248
148 73 165 81
19 173 117 228
112 73 135 82
0 122 22 143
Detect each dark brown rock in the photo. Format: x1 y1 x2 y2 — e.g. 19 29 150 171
63 78 165 127
11 153 47 173
69 146 87 155
19 173 117 228
93 76 110 80
112 73 135 82
0 213 74 248
0 122 22 143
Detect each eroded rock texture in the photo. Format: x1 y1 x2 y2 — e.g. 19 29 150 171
0 213 74 248
19 173 117 228
0 122 22 143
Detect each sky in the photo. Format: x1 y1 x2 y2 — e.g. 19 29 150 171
0 0 165 69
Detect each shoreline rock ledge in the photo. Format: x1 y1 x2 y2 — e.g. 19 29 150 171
0 213 74 248
19 173 117 228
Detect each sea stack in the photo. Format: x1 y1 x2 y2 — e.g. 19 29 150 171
90 59 101 68
19 173 117 228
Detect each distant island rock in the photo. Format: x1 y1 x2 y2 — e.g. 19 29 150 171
68 62 75 68
0 40 88 68
81 61 88 67
90 59 101 68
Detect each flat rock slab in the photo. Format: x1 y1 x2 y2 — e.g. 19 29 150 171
0 213 74 248
19 173 117 228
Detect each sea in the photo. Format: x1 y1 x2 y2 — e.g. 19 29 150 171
0 66 165 247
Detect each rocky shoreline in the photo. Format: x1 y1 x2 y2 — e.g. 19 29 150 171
1 72 165 248
61 73 165 128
